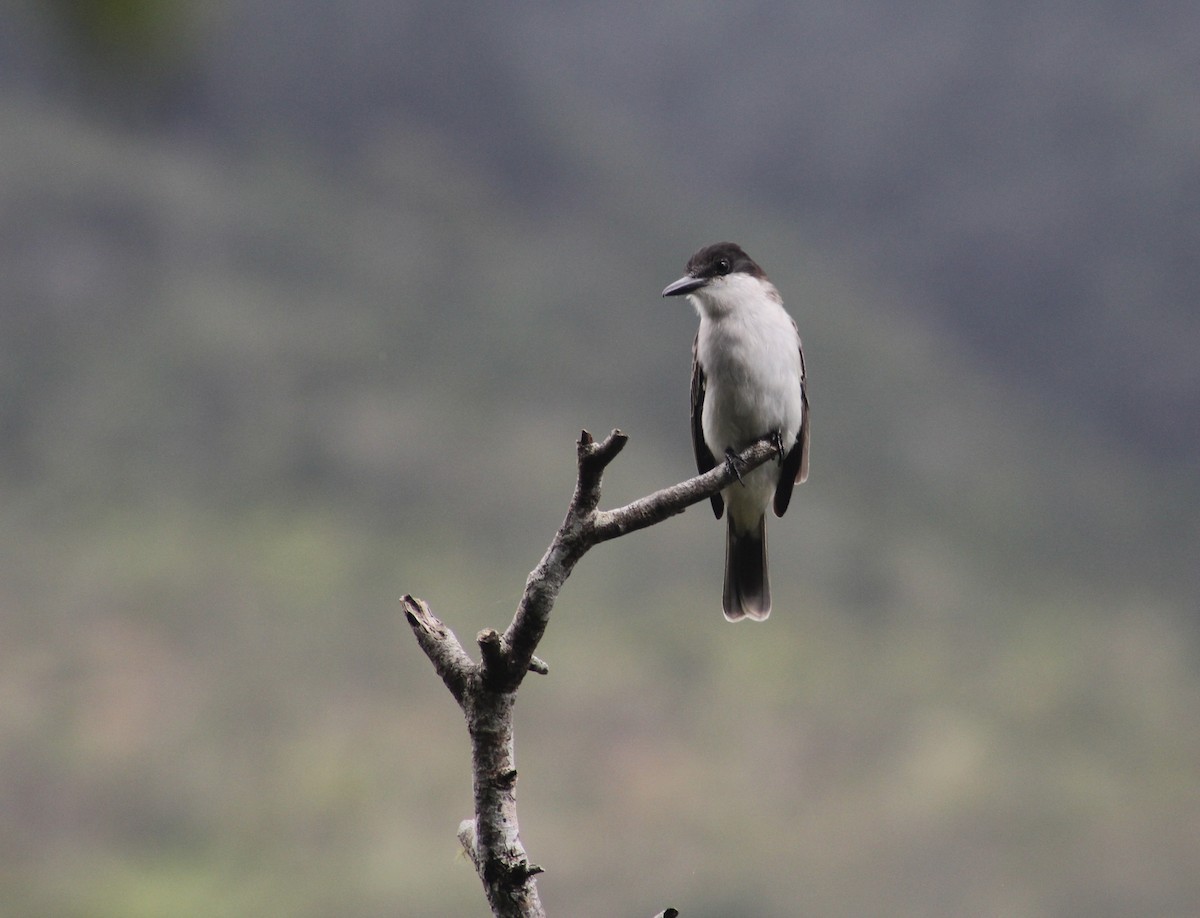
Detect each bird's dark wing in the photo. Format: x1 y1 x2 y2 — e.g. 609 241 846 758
691 334 723 519
773 330 810 517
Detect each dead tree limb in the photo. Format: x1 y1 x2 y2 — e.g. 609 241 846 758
402 429 782 918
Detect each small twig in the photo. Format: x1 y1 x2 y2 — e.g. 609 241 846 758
400 595 474 707
403 430 780 917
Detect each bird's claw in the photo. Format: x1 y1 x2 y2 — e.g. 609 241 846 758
724 447 747 486
771 430 786 466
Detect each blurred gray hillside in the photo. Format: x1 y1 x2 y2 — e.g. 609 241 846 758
0 3 1197 918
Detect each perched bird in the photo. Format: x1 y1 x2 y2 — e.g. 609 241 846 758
663 242 809 621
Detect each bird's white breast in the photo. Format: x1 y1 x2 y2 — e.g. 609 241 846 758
694 275 805 454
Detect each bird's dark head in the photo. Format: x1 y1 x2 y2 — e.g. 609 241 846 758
662 242 768 298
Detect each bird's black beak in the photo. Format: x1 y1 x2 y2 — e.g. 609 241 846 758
662 274 706 297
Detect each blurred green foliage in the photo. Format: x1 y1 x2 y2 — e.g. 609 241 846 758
46 0 191 61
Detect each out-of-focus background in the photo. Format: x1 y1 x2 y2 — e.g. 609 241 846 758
2 2 1198 916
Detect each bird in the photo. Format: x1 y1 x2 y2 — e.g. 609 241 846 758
662 242 809 621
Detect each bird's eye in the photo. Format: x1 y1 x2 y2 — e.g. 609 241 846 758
715 258 731 276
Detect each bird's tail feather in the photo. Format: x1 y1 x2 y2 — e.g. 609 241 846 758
723 515 770 622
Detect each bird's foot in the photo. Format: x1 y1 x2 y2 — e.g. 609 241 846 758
724 447 747 486
771 430 786 466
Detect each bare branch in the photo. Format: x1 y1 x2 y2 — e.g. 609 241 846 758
593 438 780 543
502 431 778 688
500 429 633 689
403 430 780 916
400 595 475 706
